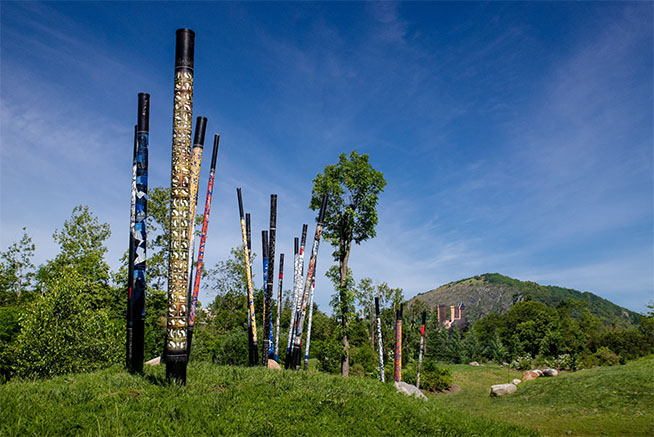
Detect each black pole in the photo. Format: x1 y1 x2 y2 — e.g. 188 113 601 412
264 194 277 363
237 188 259 366
165 28 195 384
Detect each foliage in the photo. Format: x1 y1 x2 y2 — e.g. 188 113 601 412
311 150 386 376
14 268 122 379
0 228 35 303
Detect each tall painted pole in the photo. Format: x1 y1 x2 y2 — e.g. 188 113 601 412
416 310 427 389
261 229 269 362
187 134 219 358
285 237 299 365
186 116 207 297
303 278 316 370
246 213 254 365
126 125 137 371
237 188 259 366
274 253 284 362
394 303 403 382
264 194 277 362
165 28 194 383
286 225 308 369
127 93 149 373
375 296 385 382
290 195 328 370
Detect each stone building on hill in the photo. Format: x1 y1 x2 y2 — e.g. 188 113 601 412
437 302 467 330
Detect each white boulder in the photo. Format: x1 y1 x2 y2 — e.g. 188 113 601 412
395 381 427 400
490 383 517 397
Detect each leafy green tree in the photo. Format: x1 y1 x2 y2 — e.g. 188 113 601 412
310 151 386 377
0 228 36 304
15 268 122 379
37 206 118 313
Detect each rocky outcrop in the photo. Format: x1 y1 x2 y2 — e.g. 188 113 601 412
543 368 558 377
395 381 427 400
522 370 539 381
490 383 517 397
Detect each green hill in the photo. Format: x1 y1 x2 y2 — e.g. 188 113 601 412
411 273 641 327
0 363 533 436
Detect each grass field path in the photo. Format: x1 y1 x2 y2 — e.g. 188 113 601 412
431 356 654 436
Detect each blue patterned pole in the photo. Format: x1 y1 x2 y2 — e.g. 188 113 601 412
127 93 149 373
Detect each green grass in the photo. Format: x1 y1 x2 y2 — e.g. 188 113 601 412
431 356 654 436
0 362 534 436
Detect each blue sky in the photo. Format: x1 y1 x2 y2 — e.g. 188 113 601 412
1 1 652 313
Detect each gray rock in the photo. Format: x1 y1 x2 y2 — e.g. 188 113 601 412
145 356 161 366
512 378 521 385
490 383 517 397
502 362 509 367
543 368 558 377
395 381 427 400
469 361 480 366
534 369 544 376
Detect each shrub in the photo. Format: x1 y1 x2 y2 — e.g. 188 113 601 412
350 363 366 377
544 353 576 370
510 353 533 370
14 270 122 379
594 346 621 366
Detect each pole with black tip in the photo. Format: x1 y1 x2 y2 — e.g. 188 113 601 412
261 230 269 366
416 310 427 389
375 296 385 382
237 188 259 366
285 237 299 366
186 116 207 298
264 194 277 363
187 134 219 359
290 195 328 369
246 213 254 365
274 253 284 362
165 28 194 384
128 93 149 373
126 125 137 371
394 303 403 382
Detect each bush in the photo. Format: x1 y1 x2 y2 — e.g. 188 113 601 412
350 363 366 377
210 330 249 366
14 270 122 379
419 361 452 391
510 353 533 370
544 353 576 370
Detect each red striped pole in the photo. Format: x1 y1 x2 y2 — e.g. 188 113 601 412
187 134 219 358
416 310 427 389
394 303 403 382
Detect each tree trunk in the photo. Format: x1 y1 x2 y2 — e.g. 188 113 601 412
340 236 351 377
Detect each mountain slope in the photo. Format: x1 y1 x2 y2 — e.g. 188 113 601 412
410 273 641 327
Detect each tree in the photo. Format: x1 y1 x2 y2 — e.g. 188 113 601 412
310 150 386 376
37 206 119 314
0 228 36 303
15 268 122 378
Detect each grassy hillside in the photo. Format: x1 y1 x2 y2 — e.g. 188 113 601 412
431 355 654 436
411 273 640 326
0 362 534 436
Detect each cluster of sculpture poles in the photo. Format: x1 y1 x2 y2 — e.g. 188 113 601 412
237 189 328 369
125 28 221 383
375 303 428 389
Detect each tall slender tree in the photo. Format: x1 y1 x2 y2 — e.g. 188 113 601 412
310 151 386 377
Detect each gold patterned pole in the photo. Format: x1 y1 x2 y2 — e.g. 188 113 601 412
165 28 194 383
237 188 259 366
